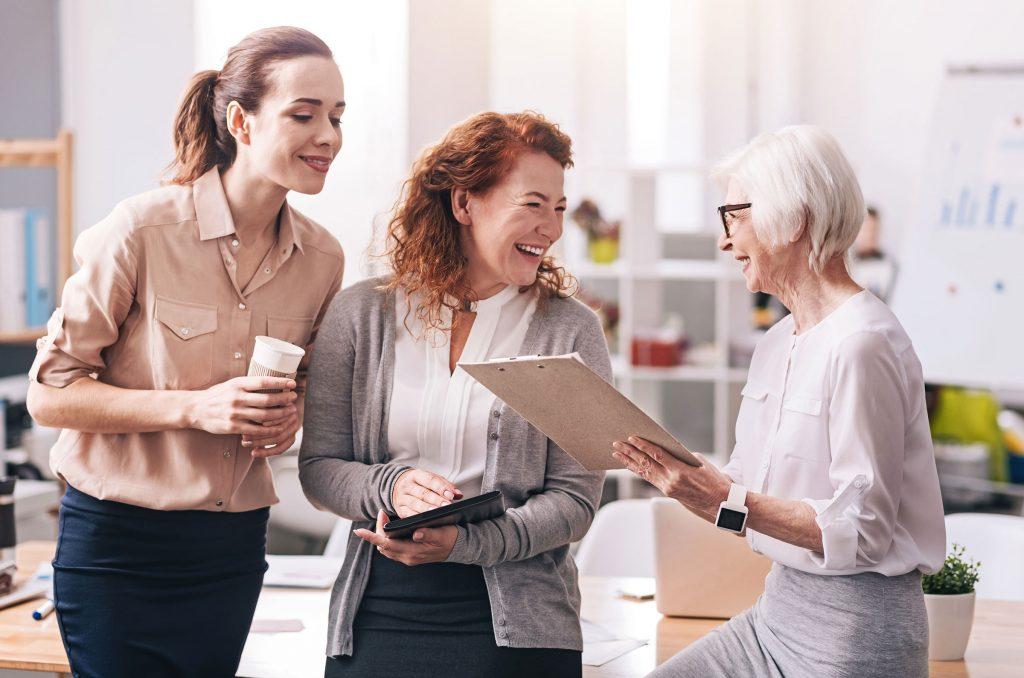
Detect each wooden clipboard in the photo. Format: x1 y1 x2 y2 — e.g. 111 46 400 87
459 353 700 471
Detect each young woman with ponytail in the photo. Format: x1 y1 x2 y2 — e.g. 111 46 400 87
26 27 345 677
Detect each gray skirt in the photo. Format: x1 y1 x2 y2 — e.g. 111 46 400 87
649 563 928 678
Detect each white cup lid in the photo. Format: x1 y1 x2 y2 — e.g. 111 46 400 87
251 336 305 374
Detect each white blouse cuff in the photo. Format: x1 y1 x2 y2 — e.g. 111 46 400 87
801 474 869 570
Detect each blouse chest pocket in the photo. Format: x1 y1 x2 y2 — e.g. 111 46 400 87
777 394 829 464
152 296 218 390
735 381 774 445
267 315 315 349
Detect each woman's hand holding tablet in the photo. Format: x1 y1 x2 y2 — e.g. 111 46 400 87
353 491 506 565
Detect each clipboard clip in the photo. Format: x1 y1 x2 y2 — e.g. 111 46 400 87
483 352 584 371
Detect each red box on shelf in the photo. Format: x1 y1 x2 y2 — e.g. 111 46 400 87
631 336 686 367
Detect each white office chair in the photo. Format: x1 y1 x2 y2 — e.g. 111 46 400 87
267 452 339 542
324 517 354 558
944 512 1024 601
574 499 655 578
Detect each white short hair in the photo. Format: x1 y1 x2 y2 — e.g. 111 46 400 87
711 125 865 274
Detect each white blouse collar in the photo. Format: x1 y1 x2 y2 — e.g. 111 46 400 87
467 284 521 315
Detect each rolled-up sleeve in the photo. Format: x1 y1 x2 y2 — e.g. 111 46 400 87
29 202 139 388
802 331 908 571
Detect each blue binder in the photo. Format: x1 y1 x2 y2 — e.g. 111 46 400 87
24 209 55 328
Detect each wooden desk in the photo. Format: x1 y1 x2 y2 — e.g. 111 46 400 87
0 542 330 677
4 543 1022 677
579 577 1024 678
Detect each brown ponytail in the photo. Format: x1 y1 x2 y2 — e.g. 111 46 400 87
167 26 333 185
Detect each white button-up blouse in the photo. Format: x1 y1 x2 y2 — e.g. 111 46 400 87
722 291 946 576
388 285 538 498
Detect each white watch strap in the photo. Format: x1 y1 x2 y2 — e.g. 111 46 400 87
727 483 747 506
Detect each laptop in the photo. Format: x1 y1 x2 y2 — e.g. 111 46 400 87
653 497 773 619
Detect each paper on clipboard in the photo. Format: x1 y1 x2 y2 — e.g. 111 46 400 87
458 353 700 470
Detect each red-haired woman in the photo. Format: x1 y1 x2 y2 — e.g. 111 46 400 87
299 111 611 677
27 27 345 677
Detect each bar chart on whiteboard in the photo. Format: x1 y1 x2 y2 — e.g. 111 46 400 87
892 70 1024 390
936 115 1024 232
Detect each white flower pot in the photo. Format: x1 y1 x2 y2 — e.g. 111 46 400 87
924 591 976 661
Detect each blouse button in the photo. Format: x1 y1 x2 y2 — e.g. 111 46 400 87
180 327 191 336
231 239 239 247
223 451 231 459
492 410 500 418
489 433 499 441
238 303 246 310
215 499 224 507
234 352 243 360
264 267 272 274
854 479 865 489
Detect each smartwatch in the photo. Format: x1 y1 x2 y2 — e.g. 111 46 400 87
715 483 748 534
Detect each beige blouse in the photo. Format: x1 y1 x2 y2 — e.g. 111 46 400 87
29 168 344 512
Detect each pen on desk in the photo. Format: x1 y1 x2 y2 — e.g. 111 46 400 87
32 599 55 621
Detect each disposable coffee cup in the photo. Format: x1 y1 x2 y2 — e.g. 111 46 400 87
248 336 305 392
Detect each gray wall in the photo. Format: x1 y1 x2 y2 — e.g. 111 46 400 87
0 0 60 377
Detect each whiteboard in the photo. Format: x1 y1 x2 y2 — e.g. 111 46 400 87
891 69 1024 390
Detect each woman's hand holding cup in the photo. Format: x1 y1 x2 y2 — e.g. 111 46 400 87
185 376 297 440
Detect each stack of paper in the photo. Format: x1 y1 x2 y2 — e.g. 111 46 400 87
263 555 343 589
0 562 53 611
581 618 647 667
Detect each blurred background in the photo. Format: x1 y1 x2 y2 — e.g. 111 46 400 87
2 0 1024 557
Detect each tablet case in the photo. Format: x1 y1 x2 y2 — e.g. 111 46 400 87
459 353 701 471
383 490 505 539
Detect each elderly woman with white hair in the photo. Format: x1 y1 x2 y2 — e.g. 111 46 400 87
611 125 946 678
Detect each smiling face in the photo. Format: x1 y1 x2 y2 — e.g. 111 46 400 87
454 151 567 296
717 177 776 294
233 55 345 195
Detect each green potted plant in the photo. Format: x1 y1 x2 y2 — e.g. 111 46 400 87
922 543 981 661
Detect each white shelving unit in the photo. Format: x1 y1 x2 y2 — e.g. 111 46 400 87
567 169 754 497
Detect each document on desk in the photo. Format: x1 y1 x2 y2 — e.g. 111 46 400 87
0 562 52 611
459 353 700 470
263 555 343 589
581 619 646 666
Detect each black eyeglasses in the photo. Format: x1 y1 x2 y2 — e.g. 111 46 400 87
718 203 751 238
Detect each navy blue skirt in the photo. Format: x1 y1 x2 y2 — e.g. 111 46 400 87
53 485 268 678
326 549 582 678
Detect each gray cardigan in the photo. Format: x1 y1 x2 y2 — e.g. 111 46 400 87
298 276 611 657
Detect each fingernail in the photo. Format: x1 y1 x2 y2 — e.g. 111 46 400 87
444 490 454 500
612 442 622 451
628 436 639 444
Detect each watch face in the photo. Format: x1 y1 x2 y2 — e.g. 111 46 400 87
717 507 746 532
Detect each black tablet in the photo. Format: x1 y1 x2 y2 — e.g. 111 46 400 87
383 491 505 539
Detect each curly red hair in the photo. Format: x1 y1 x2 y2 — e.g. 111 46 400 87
384 111 577 333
